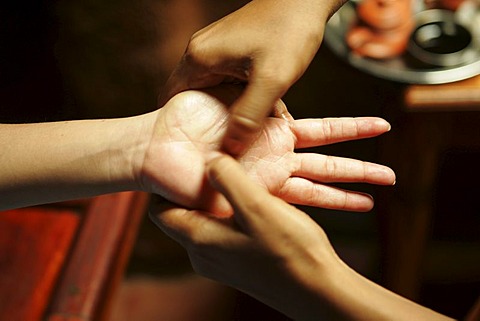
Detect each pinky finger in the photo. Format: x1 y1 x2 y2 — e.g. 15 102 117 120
277 177 375 212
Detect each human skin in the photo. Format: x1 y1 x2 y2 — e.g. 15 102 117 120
159 0 347 156
0 86 394 211
151 155 455 321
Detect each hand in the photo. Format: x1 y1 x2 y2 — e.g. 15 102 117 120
141 86 395 215
159 0 345 156
150 155 453 321
150 154 341 320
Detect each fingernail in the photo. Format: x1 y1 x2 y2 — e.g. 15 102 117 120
375 119 391 131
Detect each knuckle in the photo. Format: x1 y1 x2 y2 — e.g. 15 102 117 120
274 71 295 89
324 155 338 179
351 118 361 137
256 61 299 90
257 67 291 90
184 35 205 64
341 193 350 210
361 161 368 181
305 185 328 208
321 118 335 140
182 48 198 66
230 113 263 134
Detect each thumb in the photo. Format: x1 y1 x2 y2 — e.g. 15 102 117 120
206 155 276 228
221 78 286 156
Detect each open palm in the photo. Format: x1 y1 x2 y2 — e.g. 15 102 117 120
142 86 395 215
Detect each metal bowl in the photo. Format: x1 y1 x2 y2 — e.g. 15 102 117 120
408 9 478 67
324 1 480 84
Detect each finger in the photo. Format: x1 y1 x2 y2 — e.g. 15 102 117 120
221 76 289 156
278 177 375 212
149 197 243 248
207 155 288 226
292 117 391 149
294 154 396 185
271 99 294 121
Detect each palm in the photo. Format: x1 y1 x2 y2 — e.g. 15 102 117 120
143 87 394 215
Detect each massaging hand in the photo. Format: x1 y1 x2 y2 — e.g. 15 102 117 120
159 0 345 156
143 86 394 215
150 155 452 321
151 154 339 319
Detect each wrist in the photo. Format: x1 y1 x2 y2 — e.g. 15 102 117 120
273 0 339 46
0 115 157 210
108 111 159 192
289 249 350 320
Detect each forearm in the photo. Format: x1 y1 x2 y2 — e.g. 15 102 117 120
0 113 153 210
298 258 455 321
249 241 454 320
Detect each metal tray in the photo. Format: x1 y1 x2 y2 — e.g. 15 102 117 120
324 1 480 84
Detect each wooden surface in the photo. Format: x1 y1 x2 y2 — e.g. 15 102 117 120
0 191 149 321
46 192 149 321
0 208 80 321
404 75 480 111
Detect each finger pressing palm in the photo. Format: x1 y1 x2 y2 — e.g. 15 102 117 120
143 87 395 215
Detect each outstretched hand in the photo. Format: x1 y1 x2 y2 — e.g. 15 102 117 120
159 0 345 156
141 86 395 215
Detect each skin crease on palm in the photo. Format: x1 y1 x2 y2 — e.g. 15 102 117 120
142 86 395 216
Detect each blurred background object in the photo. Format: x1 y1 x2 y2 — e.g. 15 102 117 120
326 0 480 84
346 0 415 59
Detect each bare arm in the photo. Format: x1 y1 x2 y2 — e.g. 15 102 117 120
0 115 152 210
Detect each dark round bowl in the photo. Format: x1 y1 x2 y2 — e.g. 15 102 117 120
408 9 477 67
